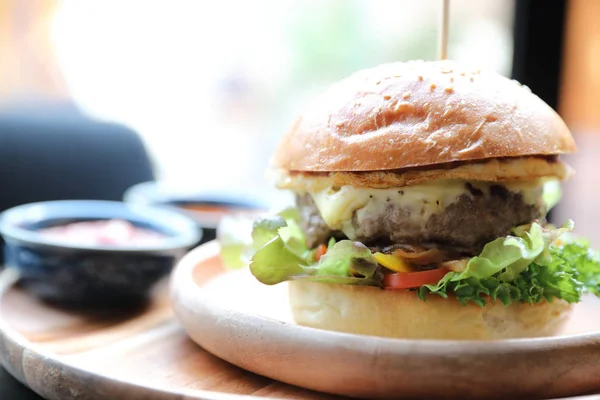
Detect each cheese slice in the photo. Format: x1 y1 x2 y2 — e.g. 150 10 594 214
307 179 544 240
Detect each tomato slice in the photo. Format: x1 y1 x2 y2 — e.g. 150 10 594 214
383 268 449 290
313 244 328 261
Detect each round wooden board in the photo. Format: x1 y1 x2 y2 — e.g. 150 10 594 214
171 241 600 400
0 257 342 399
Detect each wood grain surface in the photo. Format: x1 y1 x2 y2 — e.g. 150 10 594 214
0 264 341 400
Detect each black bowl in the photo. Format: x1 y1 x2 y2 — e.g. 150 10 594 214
123 181 267 243
0 200 201 305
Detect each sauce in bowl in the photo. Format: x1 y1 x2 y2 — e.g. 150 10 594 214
37 219 167 247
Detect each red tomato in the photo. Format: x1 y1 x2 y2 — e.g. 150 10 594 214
313 244 328 261
383 268 449 289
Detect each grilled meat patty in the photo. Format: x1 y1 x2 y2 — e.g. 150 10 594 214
296 183 545 256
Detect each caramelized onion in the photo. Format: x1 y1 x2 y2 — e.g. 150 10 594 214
393 249 447 265
376 243 469 268
438 259 469 272
381 244 449 265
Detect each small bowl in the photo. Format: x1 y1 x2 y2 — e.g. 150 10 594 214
0 200 201 305
123 181 267 242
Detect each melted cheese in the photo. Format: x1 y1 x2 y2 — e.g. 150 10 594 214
307 179 544 240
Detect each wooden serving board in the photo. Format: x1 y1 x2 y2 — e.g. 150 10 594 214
0 269 341 399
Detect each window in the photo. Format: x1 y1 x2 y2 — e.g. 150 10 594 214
25 0 516 205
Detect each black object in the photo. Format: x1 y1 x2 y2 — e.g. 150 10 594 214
0 102 155 211
0 200 200 305
6 244 174 305
511 0 567 111
511 0 568 225
0 368 42 400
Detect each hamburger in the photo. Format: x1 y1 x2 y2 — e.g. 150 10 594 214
246 60 600 340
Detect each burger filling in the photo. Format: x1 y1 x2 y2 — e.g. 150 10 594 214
240 174 600 308
296 179 545 255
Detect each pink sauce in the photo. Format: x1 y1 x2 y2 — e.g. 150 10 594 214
38 219 167 246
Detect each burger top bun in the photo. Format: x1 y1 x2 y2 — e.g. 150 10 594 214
271 60 576 173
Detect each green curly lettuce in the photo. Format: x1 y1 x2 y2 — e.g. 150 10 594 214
418 221 600 306
418 240 599 307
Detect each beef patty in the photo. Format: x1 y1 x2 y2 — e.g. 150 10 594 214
296 183 545 256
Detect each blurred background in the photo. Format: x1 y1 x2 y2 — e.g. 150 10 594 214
0 0 515 205
0 0 596 240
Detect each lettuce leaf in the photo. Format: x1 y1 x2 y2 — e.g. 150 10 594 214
417 253 582 307
419 222 600 306
217 212 262 270
543 179 563 211
554 241 600 296
440 220 574 284
248 209 381 286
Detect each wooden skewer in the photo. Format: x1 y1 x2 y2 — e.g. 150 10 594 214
438 0 450 60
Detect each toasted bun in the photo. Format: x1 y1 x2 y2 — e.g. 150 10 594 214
272 60 576 173
289 280 572 340
272 156 572 191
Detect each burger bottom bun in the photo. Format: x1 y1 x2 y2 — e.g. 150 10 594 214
288 280 573 340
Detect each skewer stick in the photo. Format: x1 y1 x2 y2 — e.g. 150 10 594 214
438 0 450 60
